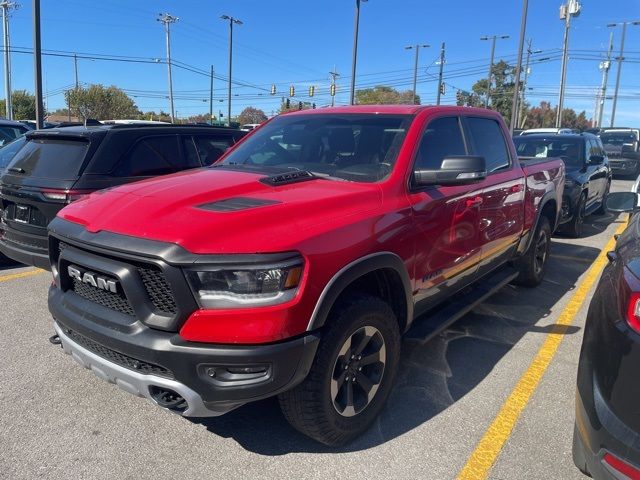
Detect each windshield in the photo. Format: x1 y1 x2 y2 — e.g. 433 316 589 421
600 133 636 145
514 137 584 169
8 137 90 180
218 113 413 183
0 136 26 169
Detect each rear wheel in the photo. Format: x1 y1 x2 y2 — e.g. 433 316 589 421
279 293 401 446
566 194 586 238
513 216 551 287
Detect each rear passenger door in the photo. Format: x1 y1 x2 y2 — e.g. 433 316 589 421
586 138 608 206
464 116 525 275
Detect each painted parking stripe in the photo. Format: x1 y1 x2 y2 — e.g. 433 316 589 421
456 219 629 480
0 269 45 283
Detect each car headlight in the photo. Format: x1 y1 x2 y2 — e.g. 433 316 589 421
185 257 303 309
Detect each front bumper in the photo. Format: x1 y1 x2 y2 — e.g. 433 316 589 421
50 291 320 416
609 158 639 175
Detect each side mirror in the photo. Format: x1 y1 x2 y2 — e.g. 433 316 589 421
589 154 604 165
414 155 486 187
606 192 638 213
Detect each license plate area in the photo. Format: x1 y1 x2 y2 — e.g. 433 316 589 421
14 204 31 224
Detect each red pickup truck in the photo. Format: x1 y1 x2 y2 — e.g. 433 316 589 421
47 105 564 445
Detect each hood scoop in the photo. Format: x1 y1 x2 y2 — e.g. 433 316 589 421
261 170 316 186
198 197 280 213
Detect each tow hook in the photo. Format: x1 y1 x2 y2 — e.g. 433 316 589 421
49 334 61 346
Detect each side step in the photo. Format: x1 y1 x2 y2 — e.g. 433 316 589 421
405 266 519 342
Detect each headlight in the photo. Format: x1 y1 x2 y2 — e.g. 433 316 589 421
186 258 303 309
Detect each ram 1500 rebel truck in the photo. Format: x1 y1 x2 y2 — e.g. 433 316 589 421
47 106 564 445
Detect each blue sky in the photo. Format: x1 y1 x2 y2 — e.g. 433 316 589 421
6 0 640 124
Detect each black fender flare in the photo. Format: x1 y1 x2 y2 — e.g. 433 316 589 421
306 252 414 332
517 190 559 256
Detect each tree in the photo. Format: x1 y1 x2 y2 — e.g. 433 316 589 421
523 101 592 130
355 85 419 105
137 111 172 123
65 84 139 120
469 60 522 126
237 107 267 125
278 100 312 114
0 90 37 119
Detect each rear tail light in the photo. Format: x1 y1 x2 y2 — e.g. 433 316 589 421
603 452 640 479
627 292 640 334
41 189 91 203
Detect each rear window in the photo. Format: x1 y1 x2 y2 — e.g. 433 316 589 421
514 137 584 169
0 136 26 169
0 125 28 146
8 138 89 179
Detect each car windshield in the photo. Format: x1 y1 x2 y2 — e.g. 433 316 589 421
218 113 413 183
514 137 583 169
0 136 26 169
600 133 636 145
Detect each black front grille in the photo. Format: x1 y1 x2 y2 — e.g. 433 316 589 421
72 279 135 316
138 266 177 315
64 327 173 378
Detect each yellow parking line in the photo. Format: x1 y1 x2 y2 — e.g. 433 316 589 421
0 269 45 283
456 219 629 480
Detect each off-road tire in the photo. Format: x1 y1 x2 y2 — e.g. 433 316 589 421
513 216 551 287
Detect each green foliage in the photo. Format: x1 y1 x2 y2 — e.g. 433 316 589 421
278 100 312 114
470 60 519 125
65 84 139 120
0 90 37 119
237 107 268 125
355 85 419 105
523 101 592 130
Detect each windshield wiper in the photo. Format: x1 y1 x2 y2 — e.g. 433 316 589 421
8 167 25 174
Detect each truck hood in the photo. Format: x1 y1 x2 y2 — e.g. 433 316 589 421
58 168 383 254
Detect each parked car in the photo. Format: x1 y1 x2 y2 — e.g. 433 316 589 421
599 128 640 177
0 135 27 264
0 124 246 269
0 119 30 145
240 123 261 132
520 127 576 136
514 133 611 237
47 105 564 445
573 191 640 479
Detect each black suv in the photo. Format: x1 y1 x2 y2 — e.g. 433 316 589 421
0 124 245 269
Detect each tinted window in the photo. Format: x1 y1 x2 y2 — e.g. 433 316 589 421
194 135 233 165
466 117 510 172
182 137 200 166
115 136 197 177
600 133 636 145
9 138 89 179
219 114 413 183
0 125 27 146
514 136 584 169
0 136 26 169
415 116 466 170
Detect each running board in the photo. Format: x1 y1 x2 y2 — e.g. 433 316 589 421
405 266 519 342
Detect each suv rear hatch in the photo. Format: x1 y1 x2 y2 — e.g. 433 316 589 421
0 131 101 263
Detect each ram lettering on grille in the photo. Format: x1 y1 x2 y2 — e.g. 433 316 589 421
68 266 117 293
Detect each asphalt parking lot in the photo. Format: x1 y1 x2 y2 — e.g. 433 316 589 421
0 178 633 480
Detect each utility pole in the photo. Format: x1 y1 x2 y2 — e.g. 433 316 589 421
436 42 445 105
73 53 78 89
405 44 429 104
509 0 529 133
221 15 242 126
518 40 543 128
209 65 214 125
0 1 17 120
595 32 614 128
32 0 43 128
480 34 509 108
349 0 367 105
556 0 581 128
157 13 178 124
608 20 640 127
329 66 339 107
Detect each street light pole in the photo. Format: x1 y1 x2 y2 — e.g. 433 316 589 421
556 0 581 128
209 65 214 125
509 0 529 133
480 34 509 108
349 0 367 105
157 13 178 124
221 15 242 126
74 53 78 89
0 1 17 120
32 0 43 128
405 44 429 105
436 42 445 105
608 20 640 127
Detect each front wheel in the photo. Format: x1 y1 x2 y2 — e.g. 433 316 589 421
279 294 401 446
566 194 586 238
594 181 610 215
513 216 551 287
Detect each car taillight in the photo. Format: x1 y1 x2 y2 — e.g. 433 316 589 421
627 292 640 334
603 452 640 479
41 189 90 203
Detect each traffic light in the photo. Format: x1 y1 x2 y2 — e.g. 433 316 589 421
309 85 315 97
270 84 276 95
298 101 303 110
330 83 336 96
455 90 462 105
312 103 316 109
289 85 295 97
439 82 446 95
285 98 290 109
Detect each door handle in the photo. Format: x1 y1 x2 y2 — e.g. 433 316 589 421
466 196 483 208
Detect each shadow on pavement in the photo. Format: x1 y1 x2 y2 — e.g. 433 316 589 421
190 240 600 454
556 210 618 240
